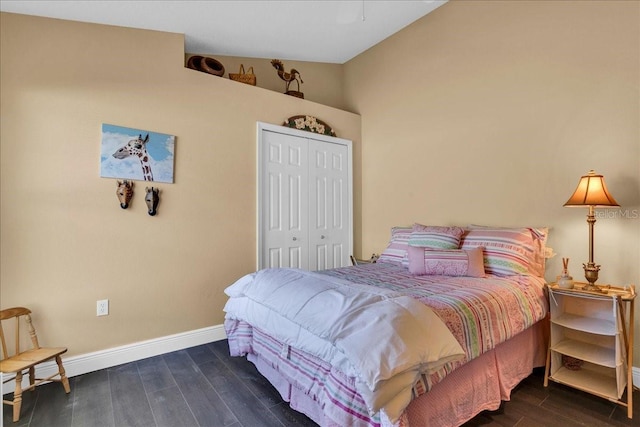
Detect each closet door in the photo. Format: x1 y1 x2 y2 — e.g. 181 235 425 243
258 122 352 271
260 130 309 269
308 139 350 270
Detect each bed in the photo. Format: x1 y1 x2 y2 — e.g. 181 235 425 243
223 224 551 426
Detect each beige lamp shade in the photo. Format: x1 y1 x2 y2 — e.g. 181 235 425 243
564 170 620 207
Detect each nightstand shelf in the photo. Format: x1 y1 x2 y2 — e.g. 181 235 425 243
544 283 635 419
551 364 619 401
552 338 616 367
552 313 616 335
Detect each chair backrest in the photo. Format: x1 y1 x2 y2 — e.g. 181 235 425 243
0 307 40 361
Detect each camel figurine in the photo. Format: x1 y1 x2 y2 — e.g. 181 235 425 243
271 59 303 93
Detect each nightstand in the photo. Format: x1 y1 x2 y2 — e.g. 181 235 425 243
544 282 636 419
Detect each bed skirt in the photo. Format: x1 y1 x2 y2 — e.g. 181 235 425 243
230 318 548 427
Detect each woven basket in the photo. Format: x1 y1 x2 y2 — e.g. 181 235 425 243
229 64 256 86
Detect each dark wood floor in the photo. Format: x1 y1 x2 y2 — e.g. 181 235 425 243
3 340 638 427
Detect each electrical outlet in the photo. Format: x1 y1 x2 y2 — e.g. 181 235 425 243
97 299 109 316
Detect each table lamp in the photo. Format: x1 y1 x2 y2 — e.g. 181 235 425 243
564 170 619 289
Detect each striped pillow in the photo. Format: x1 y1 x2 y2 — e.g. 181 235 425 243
460 228 536 276
409 224 465 249
466 225 549 277
407 246 486 277
377 226 412 265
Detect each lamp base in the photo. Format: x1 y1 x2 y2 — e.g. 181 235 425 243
583 262 600 291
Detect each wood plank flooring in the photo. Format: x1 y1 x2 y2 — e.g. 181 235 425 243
3 340 638 426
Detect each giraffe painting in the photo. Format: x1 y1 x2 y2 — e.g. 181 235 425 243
112 134 155 181
100 124 175 183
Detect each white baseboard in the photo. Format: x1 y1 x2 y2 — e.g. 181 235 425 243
2 324 227 396
634 366 640 390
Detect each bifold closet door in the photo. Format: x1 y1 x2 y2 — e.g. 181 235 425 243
258 123 352 271
260 130 309 270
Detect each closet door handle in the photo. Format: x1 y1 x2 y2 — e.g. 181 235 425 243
321 235 326 239
292 237 298 241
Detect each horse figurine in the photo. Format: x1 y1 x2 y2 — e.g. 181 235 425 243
116 180 134 209
145 187 160 216
271 59 303 93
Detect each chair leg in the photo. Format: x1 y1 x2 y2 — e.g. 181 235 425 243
29 366 35 391
13 371 23 422
55 356 71 393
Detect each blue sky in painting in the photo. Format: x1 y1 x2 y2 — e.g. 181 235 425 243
100 123 175 183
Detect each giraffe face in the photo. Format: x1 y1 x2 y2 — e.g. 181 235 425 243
112 134 148 159
112 134 154 181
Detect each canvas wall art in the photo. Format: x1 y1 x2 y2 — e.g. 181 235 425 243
100 124 175 183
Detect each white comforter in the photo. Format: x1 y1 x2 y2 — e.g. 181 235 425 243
223 268 464 421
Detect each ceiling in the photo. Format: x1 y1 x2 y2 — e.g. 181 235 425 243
0 1 446 64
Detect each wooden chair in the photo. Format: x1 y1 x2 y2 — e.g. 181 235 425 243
0 307 70 422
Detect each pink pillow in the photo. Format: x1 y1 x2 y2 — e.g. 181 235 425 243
466 225 549 277
460 227 540 276
377 226 412 265
407 246 486 277
409 223 465 250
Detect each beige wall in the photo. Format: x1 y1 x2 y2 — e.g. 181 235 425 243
0 13 361 356
344 1 640 364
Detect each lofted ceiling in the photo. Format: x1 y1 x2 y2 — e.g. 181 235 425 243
0 0 447 64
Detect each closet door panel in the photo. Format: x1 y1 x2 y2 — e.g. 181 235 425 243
261 130 309 269
308 139 349 270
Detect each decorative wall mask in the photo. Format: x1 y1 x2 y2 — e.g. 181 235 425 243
145 187 160 216
116 180 134 209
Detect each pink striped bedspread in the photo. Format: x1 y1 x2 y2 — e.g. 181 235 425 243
224 262 548 426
